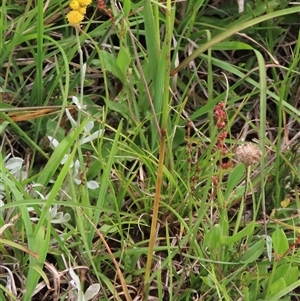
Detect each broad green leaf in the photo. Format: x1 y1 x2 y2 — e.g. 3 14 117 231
92 52 124 82
221 221 255 245
273 264 288 284
225 163 245 200
46 119 65 142
272 226 289 256
203 224 222 249
285 266 298 286
273 264 298 287
241 239 265 263
117 45 131 77
106 98 130 119
123 0 131 17
268 277 286 297
269 280 300 301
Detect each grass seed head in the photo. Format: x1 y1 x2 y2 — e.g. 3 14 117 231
234 143 262 166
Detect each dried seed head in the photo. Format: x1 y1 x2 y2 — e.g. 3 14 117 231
234 143 262 166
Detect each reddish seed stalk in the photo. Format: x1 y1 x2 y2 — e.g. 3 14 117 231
97 0 114 21
213 102 231 169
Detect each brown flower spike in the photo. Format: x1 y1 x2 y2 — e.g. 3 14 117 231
234 143 262 166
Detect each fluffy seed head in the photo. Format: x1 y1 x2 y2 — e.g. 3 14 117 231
234 143 262 166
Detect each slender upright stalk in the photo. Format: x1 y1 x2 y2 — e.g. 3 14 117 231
143 0 173 298
143 131 167 298
243 166 250 224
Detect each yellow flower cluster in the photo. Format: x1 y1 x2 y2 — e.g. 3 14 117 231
66 0 92 26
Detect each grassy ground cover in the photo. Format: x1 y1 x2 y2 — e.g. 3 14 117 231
1 0 300 300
